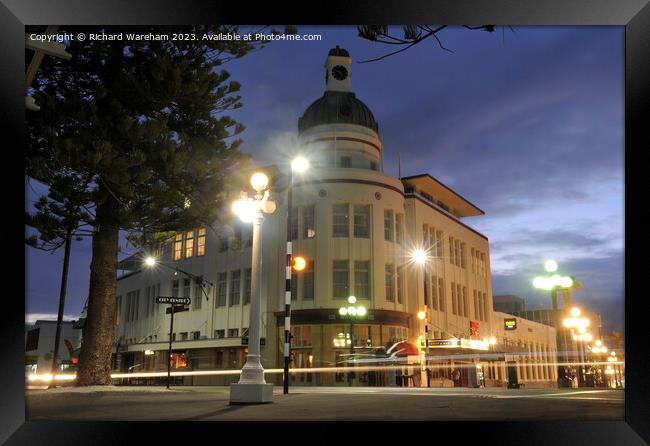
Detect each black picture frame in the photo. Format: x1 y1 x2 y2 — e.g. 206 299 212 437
3 0 647 443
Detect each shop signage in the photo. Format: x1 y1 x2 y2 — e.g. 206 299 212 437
429 339 460 347
156 296 191 305
504 318 517 331
470 320 480 336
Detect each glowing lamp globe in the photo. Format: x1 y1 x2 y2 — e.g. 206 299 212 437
417 310 426 320
292 256 307 271
544 260 558 273
348 296 357 304
291 157 310 173
144 256 157 267
250 172 269 191
357 306 367 317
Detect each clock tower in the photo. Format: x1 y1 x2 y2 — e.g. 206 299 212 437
325 45 352 92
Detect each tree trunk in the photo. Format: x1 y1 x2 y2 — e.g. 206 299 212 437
77 194 120 386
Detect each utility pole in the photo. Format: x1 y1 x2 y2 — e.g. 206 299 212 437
48 229 72 388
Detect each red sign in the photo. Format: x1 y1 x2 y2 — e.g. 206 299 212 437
470 321 480 337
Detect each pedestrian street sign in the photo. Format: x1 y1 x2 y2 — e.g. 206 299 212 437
166 305 190 314
156 296 191 305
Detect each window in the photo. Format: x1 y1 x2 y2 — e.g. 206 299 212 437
396 266 403 304
183 278 191 299
243 268 252 304
423 271 430 306
436 231 443 257
457 284 463 316
230 226 242 250
395 214 403 244
353 205 370 238
228 328 239 338
423 224 429 246
290 207 299 240
185 230 194 258
460 243 466 269
193 283 202 310
303 205 315 239
473 290 479 320
116 295 122 324
229 270 241 306
354 261 370 299
180 332 188 341
215 329 225 339
341 156 352 168
218 236 228 252
431 275 439 310
455 240 461 267
384 210 394 241
192 331 201 340
173 233 183 261
216 272 227 307
303 261 314 300
451 282 457 315
482 292 488 322
291 270 298 301
172 280 179 298
197 227 206 256
471 248 476 273
438 278 445 312
385 264 395 302
332 204 349 237
333 260 349 299
370 160 377 171
462 286 468 317
449 237 455 265
481 253 486 278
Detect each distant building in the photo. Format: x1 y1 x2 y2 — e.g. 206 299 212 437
493 295 525 314
25 320 80 374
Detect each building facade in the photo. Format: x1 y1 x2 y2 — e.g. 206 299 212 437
112 47 557 388
25 320 80 374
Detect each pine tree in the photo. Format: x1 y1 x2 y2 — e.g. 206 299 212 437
26 25 273 385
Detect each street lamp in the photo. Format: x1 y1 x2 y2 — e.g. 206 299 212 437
283 156 310 395
338 296 367 386
230 171 276 404
418 307 430 387
532 260 574 311
142 256 213 302
563 307 591 387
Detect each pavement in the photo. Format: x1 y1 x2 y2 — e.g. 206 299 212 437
26 386 624 421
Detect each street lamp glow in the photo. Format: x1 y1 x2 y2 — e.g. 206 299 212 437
339 307 348 316
570 307 581 317
544 260 558 273
292 256 307 271
232 198 257 223
489 337 497 345
417 310 426 320
600 346 607 353
356 306 367 317
144 256 157 267
582 333 593 342
348 296 357 304
250 172 269 191
595 340 602 347
611 351 616 356
533 276 550 290
560 276 573 288
291 157 310 173
411 248 428 266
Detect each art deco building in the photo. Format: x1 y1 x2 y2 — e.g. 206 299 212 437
113 46 557 388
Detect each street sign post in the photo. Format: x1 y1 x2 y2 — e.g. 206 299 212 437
156 296 190 389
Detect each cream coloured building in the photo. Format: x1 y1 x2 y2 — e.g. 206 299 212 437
113 46 557 388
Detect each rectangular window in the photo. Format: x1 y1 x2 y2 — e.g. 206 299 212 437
291 270 298 301
183 278 191 299
462 286 468 317
457 284 463 316
341 156 352 168
449 237 455 265
332 204 349 237
471 248 476 273
230 226 242 250
229 270 241 306
214 329 225 339
303 205 315 239
217 272 227 307
436 230 444 257
116 295 122 324
185 230 194 258
172 280 179 298
144 287 150 318
451 282 457 315
483 292 488 322
173 233 183 261
460 243 466 269
333 260 349 299
243 268 252 304
303 261 314 300
481 253 486 278
431 275 439 310
180 332 188 341
218 236 228 252
385 264 395 302
228 328 239 338
384 210 394 241
290 207 299 240
370 160 377 171
473 290 479 320
438 278 445 312
353 205 370 238
197 227 206 256
396 266 403 304
455 240 461 267
423 224 429 246
395 214 403 244
354 261 370 299
192 331 201 340
193 283 202 310
424 272 430 307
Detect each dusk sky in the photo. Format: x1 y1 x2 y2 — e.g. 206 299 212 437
26 26 624 334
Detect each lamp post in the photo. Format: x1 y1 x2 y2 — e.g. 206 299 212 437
417 308 430 387
338 296 366 386
283 156 309 395
230 171 277 404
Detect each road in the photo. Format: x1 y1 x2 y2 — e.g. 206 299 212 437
26 386 624 421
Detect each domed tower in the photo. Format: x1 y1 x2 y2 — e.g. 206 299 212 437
288 47 409 385
298 46 383 171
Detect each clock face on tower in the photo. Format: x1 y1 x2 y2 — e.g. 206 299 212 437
331 65 348 81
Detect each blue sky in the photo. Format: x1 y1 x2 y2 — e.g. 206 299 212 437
26 26 624 333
